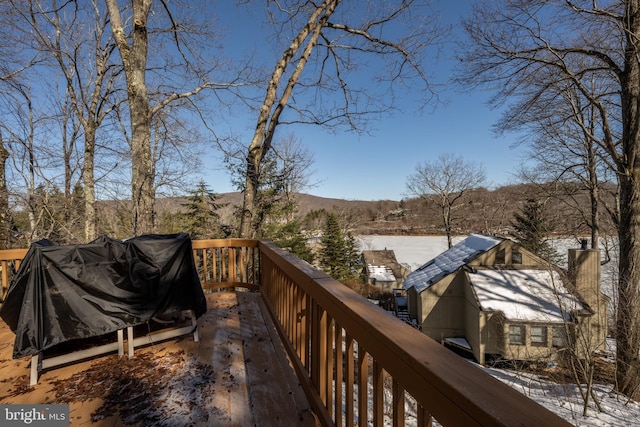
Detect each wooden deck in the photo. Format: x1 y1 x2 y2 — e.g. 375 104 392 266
0 292 318 426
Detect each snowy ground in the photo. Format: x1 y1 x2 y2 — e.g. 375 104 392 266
479 363 640 427
357 235 639 426
374 364 640 427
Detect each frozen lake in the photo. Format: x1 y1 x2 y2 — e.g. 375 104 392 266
358 234 619 302
357 235 456 271
358 234 614 269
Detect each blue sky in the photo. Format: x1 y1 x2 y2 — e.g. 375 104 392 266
201 1 526 201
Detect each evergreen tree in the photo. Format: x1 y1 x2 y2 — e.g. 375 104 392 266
319 213 362 282
226 142 315 260
270 220 315 264
180 181 225 239
344 232 364 281
319 213 345 279
511 198 559 262
157 211 183 234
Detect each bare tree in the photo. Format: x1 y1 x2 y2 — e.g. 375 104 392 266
150 108 212 199
273 134 316 221
105 0 228 235
227 133 316 236
105 0 156 235
0 2 75 243
458 0 640 399
0 8 24 248
475 188 512 236
0 82 69 243
8 0 124 242
0 132 11 248
406 153 486 248
498 66 619 251
238 0 444 237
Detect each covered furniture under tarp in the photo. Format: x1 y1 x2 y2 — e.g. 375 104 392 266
0 233 206 382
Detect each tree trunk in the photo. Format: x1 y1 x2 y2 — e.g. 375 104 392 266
587 138 600 250
616 0 640 398
106 0 155 236
130 85 154 235
0 136 9 248
129 1 154 236
240 150 261 238
441 193 453 249
443 204 453 249
83 127 96 241
616 175 640 399
238 0 339 237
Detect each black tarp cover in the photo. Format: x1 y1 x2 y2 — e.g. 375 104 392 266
0 233 207 359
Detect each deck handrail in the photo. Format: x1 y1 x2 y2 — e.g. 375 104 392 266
258 240 572 427
0 248 28 300
190 238 260 291
0 239 259 299
0 239 572 426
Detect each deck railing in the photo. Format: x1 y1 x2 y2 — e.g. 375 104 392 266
0 248 28 300
0 239 572 427
190 239 260 291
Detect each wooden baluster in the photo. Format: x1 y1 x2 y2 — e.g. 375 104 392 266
334 324 343 426
358 343 368 427
373 361 383 427
345 334 355 426
392 379 405 427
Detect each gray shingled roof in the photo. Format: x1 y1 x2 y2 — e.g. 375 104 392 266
403 234 503 294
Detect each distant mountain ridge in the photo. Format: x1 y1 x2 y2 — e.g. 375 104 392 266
153 182 613 237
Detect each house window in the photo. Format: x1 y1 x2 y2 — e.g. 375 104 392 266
552 327 568 348
495 249 505 264
509 325 525 345
512 250 522 264
530 326 548 347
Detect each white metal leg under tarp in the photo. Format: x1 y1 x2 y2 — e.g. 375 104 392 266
29 310 199 385
30 329 124 386
127 309 199 358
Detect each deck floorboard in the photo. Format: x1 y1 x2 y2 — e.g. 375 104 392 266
0 291 317 426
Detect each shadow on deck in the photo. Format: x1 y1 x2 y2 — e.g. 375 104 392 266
0 291 317 426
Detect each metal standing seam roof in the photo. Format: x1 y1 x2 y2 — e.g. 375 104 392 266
403 234 504 294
